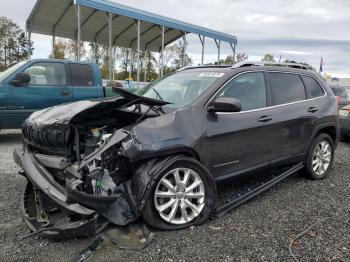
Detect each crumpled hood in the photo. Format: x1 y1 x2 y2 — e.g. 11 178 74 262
27 97 121 125
21 89 173 155
26 88 171 126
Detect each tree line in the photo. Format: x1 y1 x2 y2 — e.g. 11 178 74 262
50 38 197 81
0 17 33 71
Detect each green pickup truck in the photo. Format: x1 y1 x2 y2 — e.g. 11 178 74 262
0 59 140 129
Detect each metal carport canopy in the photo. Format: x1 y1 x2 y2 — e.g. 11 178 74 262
26 0 238 82
27 0 237 52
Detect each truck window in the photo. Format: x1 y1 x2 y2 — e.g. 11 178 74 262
269 73 306 106
70 64 94 87
24 62 66 86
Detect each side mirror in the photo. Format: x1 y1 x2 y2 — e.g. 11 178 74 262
208 97 242 113
12 72 30 87
109 81 124 93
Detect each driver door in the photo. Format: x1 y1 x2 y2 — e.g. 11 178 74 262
204 72 277 180
10 62 72 124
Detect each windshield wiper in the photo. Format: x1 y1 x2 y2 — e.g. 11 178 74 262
151 88 164 102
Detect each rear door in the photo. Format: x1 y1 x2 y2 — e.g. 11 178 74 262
204 71 277 179
7 61 72 125
266 72 315 165
69 63 99 101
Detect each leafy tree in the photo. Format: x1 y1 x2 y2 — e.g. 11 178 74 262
262 54 275 62
235 53 249 63
50 39 67 59
88 42 106 65
172 39 192 69
140 50 158 81
66 39 86 60
49 39 86 60
213 53 248 65
0 17 33 71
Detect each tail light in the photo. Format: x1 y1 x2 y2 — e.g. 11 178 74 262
335 96 340 105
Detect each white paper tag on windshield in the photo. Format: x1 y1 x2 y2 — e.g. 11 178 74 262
199 72 225 78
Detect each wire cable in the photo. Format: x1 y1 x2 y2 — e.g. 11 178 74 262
289 217 350 262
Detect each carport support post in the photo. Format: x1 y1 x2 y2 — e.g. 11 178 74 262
182 32 187 67
76 5 81 61
215 39 221 64
94 39 98 63
27 23 32 59
108 12 113 81
230 42 236 63
52 34 56 58
199 35 205 65
233 43 236 62
144 51 147 82
136 19 141 88
160 26 165 77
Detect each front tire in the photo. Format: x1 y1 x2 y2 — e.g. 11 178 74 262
305 133 335 180
142 157 216 230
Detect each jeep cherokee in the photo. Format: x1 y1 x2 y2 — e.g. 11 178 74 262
14 61 339 237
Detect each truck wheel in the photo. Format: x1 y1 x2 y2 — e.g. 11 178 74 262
142 158 216 230
305 133 335 180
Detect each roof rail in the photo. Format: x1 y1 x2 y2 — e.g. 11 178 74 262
231 61 311 70
177 64 232 72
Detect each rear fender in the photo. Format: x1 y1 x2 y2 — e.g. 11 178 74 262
308 123 339 151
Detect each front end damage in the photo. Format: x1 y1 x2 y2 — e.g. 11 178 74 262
14 89 183 239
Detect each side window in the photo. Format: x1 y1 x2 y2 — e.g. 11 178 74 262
25 63 66 86
70 64 94 87
302 76 325 98
217 72 266 111
269 73 306 105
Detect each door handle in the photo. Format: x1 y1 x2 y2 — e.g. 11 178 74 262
60 91 70 96
258 115 274 122
307 106 318 113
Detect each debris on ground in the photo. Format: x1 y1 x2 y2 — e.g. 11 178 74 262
71 222 154 262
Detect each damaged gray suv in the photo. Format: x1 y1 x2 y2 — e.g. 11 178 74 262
14 61 339 238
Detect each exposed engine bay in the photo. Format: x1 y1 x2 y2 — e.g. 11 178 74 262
14 88 191 238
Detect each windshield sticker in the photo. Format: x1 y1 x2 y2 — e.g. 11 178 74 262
199 72 225 78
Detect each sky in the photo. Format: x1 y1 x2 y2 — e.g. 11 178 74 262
1 0 350 77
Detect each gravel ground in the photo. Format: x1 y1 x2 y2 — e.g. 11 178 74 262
0 129 349 262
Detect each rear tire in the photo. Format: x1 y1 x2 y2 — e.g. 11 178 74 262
304 133 335 180
142 157 216 230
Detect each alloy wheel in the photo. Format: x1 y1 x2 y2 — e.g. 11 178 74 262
312 141 332 176
154 168 205 225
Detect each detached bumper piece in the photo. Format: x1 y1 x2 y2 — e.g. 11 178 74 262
14 147 134 239
22 181 106 239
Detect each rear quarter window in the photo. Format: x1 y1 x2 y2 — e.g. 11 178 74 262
70 64 94 87
269 72 306 106
301 76 325 98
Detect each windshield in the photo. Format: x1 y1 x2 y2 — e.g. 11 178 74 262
137 71 225 108
0 61 27 83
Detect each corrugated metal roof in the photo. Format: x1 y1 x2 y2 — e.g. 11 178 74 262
26 0 237 52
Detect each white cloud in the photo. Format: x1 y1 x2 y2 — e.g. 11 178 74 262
1 0 349 76
279 50 312 55
244 14 279 23
305 8 332 22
